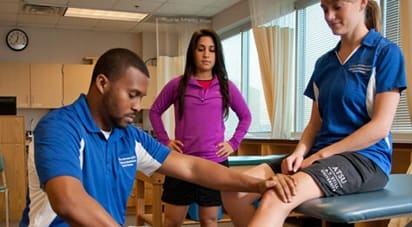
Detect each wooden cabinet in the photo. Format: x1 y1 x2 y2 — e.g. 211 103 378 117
0 63 30 108
0 62 157 109
0 116 26 221
237 139 297 155
30 63 63 108
391 143 412 173
0 63 63 108
62 64 93 105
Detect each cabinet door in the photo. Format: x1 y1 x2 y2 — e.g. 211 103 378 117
141 66 157 109
0 62 30 108
30 63 63 108
0 116 26 221
63 64 93 105
0 116 25 143
0 143 27 221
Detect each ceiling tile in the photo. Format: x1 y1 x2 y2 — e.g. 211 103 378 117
23 0 69 6
155 2 205 16
167 0 216 6
92 20 137 32
67 0 117 10
113 0 163 13
214 0 241 11
17 14 60 25
196 6 221 17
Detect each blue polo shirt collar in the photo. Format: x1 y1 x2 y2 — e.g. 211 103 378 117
333 29 381 52
73 94 124 140
361 29 381 47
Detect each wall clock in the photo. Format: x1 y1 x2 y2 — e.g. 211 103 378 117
6 28 29 51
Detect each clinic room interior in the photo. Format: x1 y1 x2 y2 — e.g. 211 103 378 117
0 0 411 226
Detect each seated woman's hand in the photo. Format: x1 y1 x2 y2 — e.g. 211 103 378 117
281 153 304 175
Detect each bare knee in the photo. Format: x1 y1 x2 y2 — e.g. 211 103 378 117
163 203 188 227
198 215 218 227
163 210 186 227
163 217 184 227
198 206 221 227
258 188 294 214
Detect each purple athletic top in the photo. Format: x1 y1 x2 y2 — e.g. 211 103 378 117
149 75 251 163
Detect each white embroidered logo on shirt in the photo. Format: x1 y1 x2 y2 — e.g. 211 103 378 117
348 64 372 74
119 156 137 167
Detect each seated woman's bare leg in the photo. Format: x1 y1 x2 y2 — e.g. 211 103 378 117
249 172 323 227
221 164 276 227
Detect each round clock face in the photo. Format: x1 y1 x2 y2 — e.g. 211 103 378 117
6 29 29 51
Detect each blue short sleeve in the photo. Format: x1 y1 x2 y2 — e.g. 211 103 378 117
375 43 407 94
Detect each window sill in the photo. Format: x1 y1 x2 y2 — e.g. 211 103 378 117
244 132 412 144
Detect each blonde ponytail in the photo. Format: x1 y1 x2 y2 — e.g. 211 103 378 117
365 0 381 32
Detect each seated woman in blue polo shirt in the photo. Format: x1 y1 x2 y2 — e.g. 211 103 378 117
221 0 407 226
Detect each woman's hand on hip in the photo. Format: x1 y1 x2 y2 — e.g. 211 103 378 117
167 140 184 153
216 141 234 157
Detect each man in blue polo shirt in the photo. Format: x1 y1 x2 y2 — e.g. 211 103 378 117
19 48 277 227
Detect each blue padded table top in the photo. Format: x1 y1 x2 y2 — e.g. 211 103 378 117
295 174 412 223
228 154 287 166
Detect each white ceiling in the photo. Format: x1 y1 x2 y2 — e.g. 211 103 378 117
0 0 242 33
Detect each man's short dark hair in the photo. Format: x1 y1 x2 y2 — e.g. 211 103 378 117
91 48 150 83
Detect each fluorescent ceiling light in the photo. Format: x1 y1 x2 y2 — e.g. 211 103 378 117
64 7 147 22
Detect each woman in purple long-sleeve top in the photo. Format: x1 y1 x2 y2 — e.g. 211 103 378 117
150 29 251 227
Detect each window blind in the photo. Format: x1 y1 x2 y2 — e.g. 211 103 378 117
384 0 412 132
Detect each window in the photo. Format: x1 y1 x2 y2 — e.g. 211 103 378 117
222 0 411 140
295 0 412 137
222 29 271 138
295 3 339 132
383 0 412 134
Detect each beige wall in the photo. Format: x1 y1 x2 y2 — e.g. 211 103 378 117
0 4 249 131
0 26 141 64
212 0 250 34
141 31 179 62
0 0 249 64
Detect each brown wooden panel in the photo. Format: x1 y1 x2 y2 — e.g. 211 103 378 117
0 116 25 144
0 143 27 221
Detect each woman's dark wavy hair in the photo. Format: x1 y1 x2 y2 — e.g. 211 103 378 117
177 29 230 120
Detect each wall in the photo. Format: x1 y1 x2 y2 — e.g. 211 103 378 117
17 109 50 132
0 7 246 65
142 32 157 61
212 0 251 34
0 2 248 130
141 31 179 62
0 26 141 63
0 26 143 131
